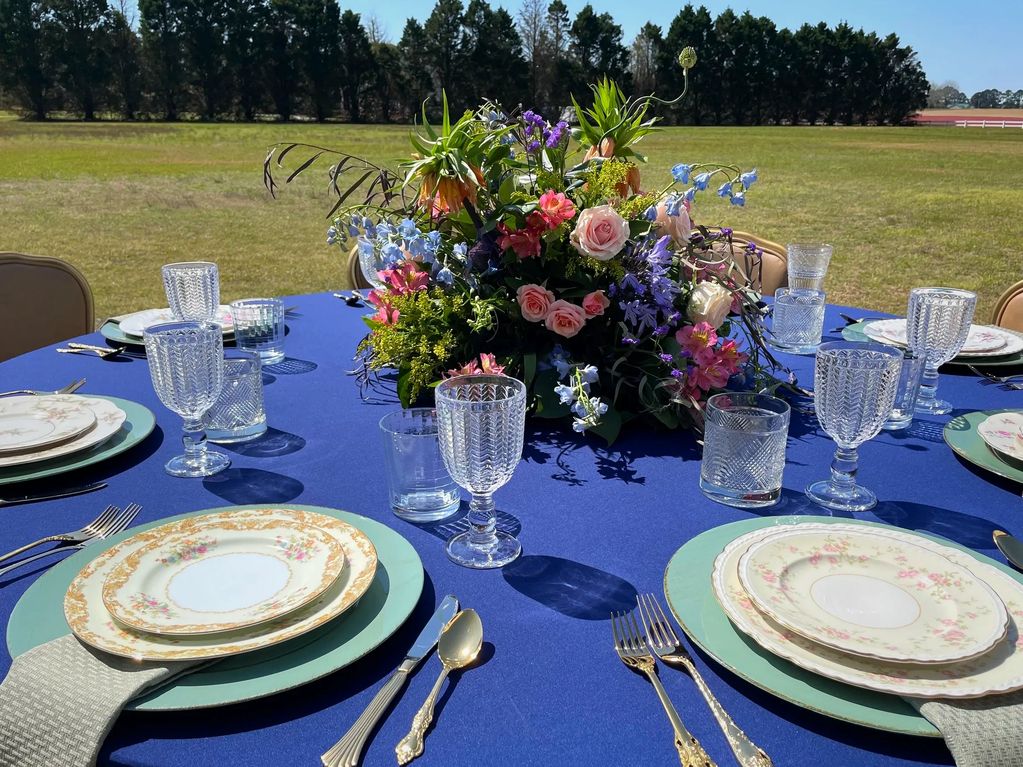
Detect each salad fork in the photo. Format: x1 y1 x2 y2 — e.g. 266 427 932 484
611 610 716 766
0 504 121 564
0 378 86 398
637 594 772 767
0 503 142 578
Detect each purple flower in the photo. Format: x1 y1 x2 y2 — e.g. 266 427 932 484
659 353 674 363
670 368 684 379
545 120 568 148
620 272 646 295
527 139 541 153
622 335 639 345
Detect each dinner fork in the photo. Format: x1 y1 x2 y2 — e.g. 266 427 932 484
0 378 86 398
611 611 716 767
637 594 772 767
0 503 142 578
0 504 122 564
967 365 1023 387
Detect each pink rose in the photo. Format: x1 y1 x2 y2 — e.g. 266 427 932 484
570 205 629 261
544 300 587 338
654 198 692 245
517 284 555 322
581 290 610 317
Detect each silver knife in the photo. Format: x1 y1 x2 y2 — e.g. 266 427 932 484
0 482 108 507
320 595 459 767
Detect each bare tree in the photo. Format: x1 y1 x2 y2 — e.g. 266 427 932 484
630 23 661 94
365 15 388 46
517 0 550 108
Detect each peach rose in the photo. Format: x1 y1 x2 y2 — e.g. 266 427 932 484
687 282 733 329
544 300 587 338
582 290 610 317
570 205 629 261
517 284 555 322
654 198 692 245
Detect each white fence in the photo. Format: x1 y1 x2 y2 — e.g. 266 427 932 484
954 119 1023 128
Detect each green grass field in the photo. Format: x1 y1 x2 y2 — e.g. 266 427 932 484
1 113 1021 322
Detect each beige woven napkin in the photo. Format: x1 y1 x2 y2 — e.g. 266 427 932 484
907 692 1023 767
0 635 201 767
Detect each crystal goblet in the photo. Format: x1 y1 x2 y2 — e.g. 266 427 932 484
143 321 230 477
435 374 526 569
906 287 977 415
162 261 220 321
805 341 902 512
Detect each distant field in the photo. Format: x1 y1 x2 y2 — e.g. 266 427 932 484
1 113 1022 322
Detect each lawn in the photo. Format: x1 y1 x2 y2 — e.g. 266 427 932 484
1 113 1021 322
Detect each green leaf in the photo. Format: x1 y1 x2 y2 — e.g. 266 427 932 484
441 90 451 136
652 408 680 430
533 368 571 418
396 369 413 407
523 352 537 388
590 406 623 444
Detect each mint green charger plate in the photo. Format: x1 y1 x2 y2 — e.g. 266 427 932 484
100 321 236 348
843 321 1023 368
945 409 1023 486
7 504 424 711
0 396 155 486
665 515 1023 737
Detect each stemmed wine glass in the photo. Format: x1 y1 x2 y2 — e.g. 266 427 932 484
144 321 230 477
162 262 220 321
805 341 902 512
435 375 526 569
906 287 977 415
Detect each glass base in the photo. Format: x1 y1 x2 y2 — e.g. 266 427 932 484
915 397 952 415
392 495 461 523
206 421 267 444
165 450 231 478
768 339 820 356
805 479 877 512
700 478 781 508
880 416 912 431
445 530 521 569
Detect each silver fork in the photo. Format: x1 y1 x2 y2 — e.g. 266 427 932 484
0 503 142 578
611 611 716 766
0 378 86 398
637 594 772 767
967 365 1023 388
0 504 121 564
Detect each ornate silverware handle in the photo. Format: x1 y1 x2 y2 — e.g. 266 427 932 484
644 668 717 767
321 667 411 767
667 654 771 767
394 668 449 765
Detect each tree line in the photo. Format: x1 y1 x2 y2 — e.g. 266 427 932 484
0 0 929 125
928 83 1023 110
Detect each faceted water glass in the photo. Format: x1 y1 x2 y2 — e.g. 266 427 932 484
787 243 833 291
143 321 230 477
435 375 526 569
204 350 267 444
231 298 286 365
906 287 977 415
770 288 826 354
356 239 389 290
806 341 902 512
881 350 926 431
162 262 220 321
700 393 791 508
380 409 460 522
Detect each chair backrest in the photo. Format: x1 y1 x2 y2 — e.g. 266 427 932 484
709 231 788 296
346 246 373 290
992 278 1023 333
0 252 94 362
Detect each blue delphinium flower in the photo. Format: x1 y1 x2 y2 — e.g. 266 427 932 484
671 163 693 184
682 187 696 204
398 218 418 239
435 266 454 286
664 194 685 217
717 181 732 199
579 365 599 384
740 168 758 189
326 226 337 246
554 383 576 405
729 192 746 207
693 172 712 191
571 400 587 418
644 205 657 221
572 418 588 433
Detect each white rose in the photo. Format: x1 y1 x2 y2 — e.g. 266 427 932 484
687 282 733 329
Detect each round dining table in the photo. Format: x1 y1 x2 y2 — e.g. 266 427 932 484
0 292 1020 767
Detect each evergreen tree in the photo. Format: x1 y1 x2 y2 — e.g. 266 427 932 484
397 18 433 118
265 0 301 120
337 9 372 122
370 41 404 121
463 0 527 109
225 0 269 120
179 0 230 120
42 0 111 120
423 0 465 111
569 4 629 90
108 2 142 119
139 0 185 119
0 0 52 119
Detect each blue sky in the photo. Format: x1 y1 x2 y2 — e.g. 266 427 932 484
335 0 1020 95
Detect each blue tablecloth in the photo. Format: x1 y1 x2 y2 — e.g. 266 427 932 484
0 294 1020 767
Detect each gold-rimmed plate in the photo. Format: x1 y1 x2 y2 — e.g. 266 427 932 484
0 396 96 454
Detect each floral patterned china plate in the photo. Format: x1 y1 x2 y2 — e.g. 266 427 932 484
737 526 1008 664
862 319 1022 357
119 305 235 337
65 508 377 661
101 516 346 636
978 412 1023 463
0 396 96 454
716 523 1023 698
0 395 126 469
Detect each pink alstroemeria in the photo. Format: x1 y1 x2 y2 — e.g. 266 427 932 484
478 353 506 375
447 353 506 378
691 360 730 391
675 322 718 356
536 190 577 229
497 222 542 259
381 261 429 295
446 359 481 377
715 339 748 373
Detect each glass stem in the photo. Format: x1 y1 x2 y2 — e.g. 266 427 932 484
917 364 939 409
467 492 498 550
829 446 859 492
182 417 208 466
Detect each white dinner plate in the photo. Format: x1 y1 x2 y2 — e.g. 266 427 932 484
102 516 346 636
863 319 1023 357
119 306 235 338
738 526 1008 664
65 508 377 661
977 412 1023 462
0 396 96 454
0 395 126 469
714 523 1023 698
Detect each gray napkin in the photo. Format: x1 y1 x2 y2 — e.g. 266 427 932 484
908 692 1023 767
0 635 200 767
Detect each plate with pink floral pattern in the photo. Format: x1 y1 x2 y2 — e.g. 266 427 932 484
101 515 345 636
737 526 1008 664
978 412 1023 462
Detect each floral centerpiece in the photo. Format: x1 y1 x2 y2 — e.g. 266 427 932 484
266 49 782 442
